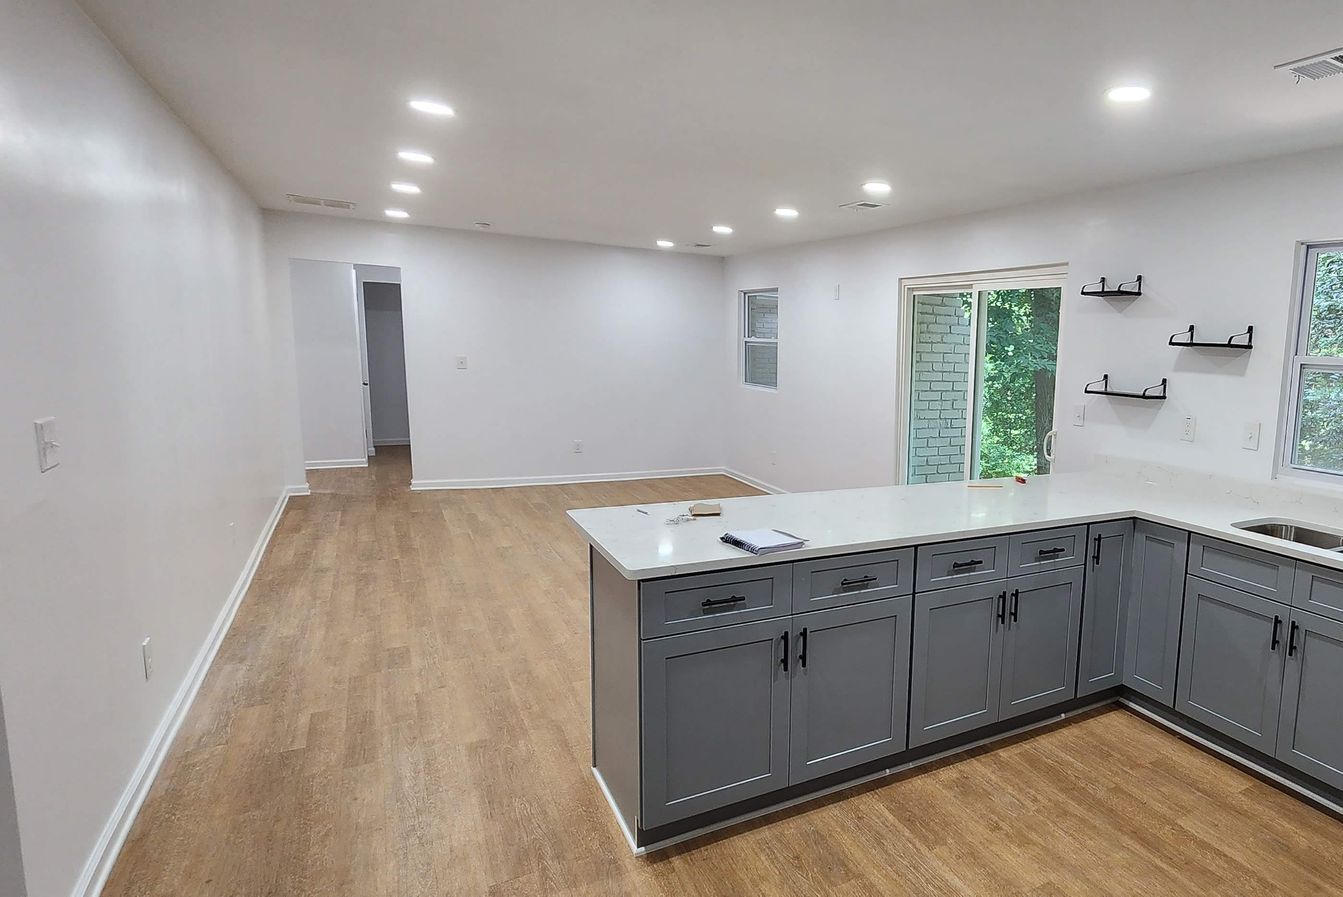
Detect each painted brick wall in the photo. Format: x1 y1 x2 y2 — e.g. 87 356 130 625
908 294 971 483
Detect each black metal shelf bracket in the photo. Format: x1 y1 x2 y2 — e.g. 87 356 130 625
1168 324 1254 350
1080 275 1143 298
1084 374 1168 400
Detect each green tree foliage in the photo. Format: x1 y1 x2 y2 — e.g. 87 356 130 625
1297 251 1343 471
977 288 1060 478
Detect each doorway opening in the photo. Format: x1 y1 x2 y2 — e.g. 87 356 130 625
900 267 1065 483
357 269 410 459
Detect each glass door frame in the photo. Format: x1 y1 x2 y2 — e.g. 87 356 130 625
895 265 1068 485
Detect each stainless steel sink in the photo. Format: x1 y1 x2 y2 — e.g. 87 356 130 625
1232 518 1343 552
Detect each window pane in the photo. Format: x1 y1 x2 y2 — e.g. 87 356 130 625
1293 367 1343 472
745 292 778 340
977 287 1060 478
1307 250 1343 357
907 292 972 483
744 342 778 388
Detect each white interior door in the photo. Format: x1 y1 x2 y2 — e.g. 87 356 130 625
355 279 374 456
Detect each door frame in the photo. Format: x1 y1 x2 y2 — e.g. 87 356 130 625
895 263 1068 484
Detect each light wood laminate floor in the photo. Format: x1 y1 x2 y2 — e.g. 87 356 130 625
102 447 1343 896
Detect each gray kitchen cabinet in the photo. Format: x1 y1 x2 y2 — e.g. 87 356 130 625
1078 520 1133 696
640 564 791 639
909 581 1006 747
788 597 912 783
1175 577 1287 754
915 535 1010 591
1007 525 1088 575
1276 609 1343 790
1188 535 1295 602
1291 562 1343 625
640 617 791 828
1123 521 1189 706
999 566 1083 721
791 547 914 614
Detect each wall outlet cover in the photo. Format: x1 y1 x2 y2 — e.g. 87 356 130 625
573 440 583 453
1181 416 1196 443
455 356 468 370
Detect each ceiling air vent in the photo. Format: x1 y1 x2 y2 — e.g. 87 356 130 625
839 200 886 210
286 193 357 210
1275 48 1343 82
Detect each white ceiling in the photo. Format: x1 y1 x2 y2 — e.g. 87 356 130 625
80 0 1343 255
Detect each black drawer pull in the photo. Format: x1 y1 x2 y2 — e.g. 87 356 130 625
1092 534 1102 566
996 590 1007 624
840 575 879 591
1288 620 1300 656
799 627 808 668
1271 615 1282 651
702 594 747 609
1009 588 1020 622
951 559 985 571
1036 546 1066 557
780 631 789 672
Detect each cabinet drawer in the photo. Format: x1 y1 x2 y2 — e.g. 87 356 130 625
1293 562 1343 624
1189 535 1295 600
640 565 791 638
791 547 914 613
1008 525 1088 575
916 535 1010 591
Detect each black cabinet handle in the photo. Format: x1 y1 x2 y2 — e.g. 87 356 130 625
951 559 985 571
1271 615 1282 651
1288 620 1300 656
1036 546 1066 557
1010 588 1020 622
799 627 808 668
996 590 1007 624
1092 534 1103 566
780 631 789 672
702 594 747 609
840 575 878 591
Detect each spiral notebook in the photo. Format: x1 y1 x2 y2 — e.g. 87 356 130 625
720 528 808 555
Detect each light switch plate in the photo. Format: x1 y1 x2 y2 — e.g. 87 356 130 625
1242 422 1261 451
1072 405 1085 427
34 417 59 472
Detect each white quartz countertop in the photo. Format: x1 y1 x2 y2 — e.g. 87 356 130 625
566 471 1343 580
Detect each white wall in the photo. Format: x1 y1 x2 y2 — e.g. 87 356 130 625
289 258 367 467
724 146 1343 493
264 212 728 487
0 1 283 895
363 283 412 445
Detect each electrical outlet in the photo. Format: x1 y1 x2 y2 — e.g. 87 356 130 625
573 440 583 453
1072 405 1085 427
1242 422 1261 451
455 356 468 370
1181 416 1196 443
141 638 153 680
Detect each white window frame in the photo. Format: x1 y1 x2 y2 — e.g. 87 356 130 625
895 264 1068 484
1275 240 1343 484
741 288 779 390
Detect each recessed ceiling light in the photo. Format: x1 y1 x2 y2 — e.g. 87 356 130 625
656 239 675 248
774 207 799 219
390 181 421 194
1106 85 1151 103
397 150 434 164
408 99 455 117
384 208 409 219
712 224 733 235
861 181 891 197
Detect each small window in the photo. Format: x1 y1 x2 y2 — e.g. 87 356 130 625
742 289 778 389
1284 243 1343 477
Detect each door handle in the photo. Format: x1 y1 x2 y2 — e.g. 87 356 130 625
1271 615 1282 651
1009 588 1020 623
1288 620 1300 656
996 590 1007 625
1043 429 1057 465
1092 534 1102 566
798 628 808 668
780 631 789 672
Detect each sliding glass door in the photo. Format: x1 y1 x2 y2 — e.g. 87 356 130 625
906 282 1061 483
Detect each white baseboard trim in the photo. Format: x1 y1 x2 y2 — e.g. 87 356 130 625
410 466 729 491
372 438 410 447
304 458 368 470
73 489 295 897
722 468 787 495
284 483 311 497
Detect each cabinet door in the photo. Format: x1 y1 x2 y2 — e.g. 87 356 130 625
909 582 1005 748
1078 520 1133 696
789 597 912 783
641 618 791 828
1123 522 1189 706
1175 577 1287 754
1276 610 1343 791
999 567 1084 721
